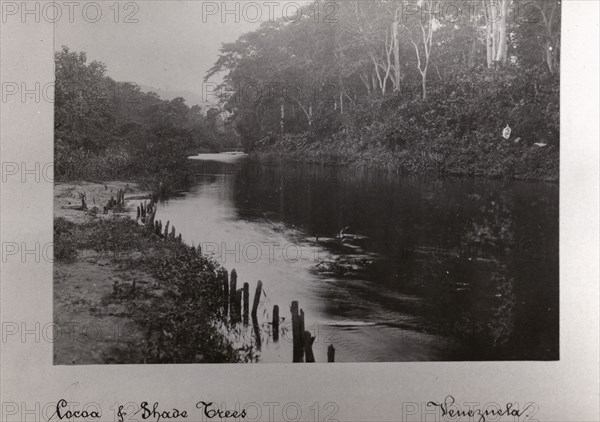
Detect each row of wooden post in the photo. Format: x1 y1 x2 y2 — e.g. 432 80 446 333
149 218 183 243
129 199 336 362
137 200 156 225
220 270 263 350
219 269 335 362
221 269 262 323
103 188 126 214
290 300 335 362
77 187 130 214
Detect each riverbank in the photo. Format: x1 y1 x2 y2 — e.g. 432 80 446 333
248 67 559 183
252 131 559 182
54 181 250 364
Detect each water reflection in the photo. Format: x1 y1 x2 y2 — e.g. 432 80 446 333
156 155 558 362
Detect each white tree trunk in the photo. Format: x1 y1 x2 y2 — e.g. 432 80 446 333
495 0 509 62
486 0 509 66
392 18 401 92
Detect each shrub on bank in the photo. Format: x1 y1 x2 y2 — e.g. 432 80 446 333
253 67 559 181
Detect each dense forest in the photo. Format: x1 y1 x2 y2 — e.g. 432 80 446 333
54 46 240 191
55 0 560 184
207 0 560 180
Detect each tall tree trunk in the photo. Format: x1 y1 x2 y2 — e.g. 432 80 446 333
537 0 559 74
486 18 493 67
495 0 509 62
392 19 401 92
485 0 494 67
486 0 509 66
290 97 311 127
408 0 435 100
467 26 477 69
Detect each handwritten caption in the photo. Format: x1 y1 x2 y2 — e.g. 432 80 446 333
6 395 541 422
37 399 340 422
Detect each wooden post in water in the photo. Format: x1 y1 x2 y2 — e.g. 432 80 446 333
235 288 243 323
222 269 229 316
229 269 237 308
251 280 263 319
303 331 315 362
291 301 304 362
243 282 249 325
252 315 262 351
272 305 279 342
147 206 157 227
79 192 87 210
299 309 305 341
327 344 335 362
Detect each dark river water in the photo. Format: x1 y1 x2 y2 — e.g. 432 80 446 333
156 153 559 362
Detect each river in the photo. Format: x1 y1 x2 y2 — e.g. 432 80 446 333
154 152 559 362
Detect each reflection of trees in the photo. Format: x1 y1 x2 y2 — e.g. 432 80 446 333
462 186 515 258
456 183 559 360
413 184 520 360
488 265 515 348
452 187 518 358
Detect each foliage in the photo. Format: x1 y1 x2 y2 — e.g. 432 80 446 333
53 217 78 262
55 46 241 187
53 217 252 363
207 0 560 180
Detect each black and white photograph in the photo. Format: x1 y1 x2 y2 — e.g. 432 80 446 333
50 0 562 364
2 0 600 420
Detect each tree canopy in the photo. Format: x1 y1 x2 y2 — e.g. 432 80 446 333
206 0 560 154
55 46 240 187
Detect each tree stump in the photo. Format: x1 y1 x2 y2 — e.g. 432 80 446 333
327 344 335 362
